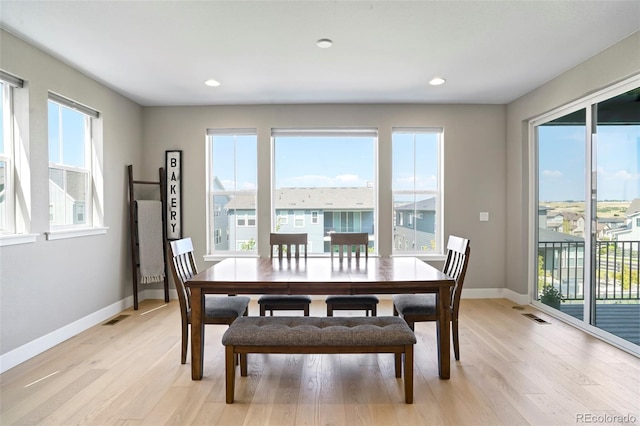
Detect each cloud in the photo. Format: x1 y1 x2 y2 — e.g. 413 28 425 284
335 174 359 183
542 170 562 178
613 170 636 180
219 179 256 190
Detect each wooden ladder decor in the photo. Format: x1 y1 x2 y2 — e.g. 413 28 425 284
127 165 170 310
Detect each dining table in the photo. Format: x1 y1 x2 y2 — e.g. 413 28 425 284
186 256 456 381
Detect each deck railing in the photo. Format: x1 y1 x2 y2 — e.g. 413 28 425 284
538 240 640 301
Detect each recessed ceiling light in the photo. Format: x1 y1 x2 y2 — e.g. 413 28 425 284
204 79 221 87
317 38 333 48
429 77 446 86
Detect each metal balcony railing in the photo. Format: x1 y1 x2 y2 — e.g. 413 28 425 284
538 240 640 301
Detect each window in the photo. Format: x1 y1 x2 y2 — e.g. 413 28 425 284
272 128 376 254
48 93 101 232
207 129 257 254
277 212 288 226
392 128 443 254
0 71 24 236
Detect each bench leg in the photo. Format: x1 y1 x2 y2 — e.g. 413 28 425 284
240 353 248 376
404 344 414 404
225 345 235 403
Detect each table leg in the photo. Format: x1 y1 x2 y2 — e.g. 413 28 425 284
437 285 451 379
190 287 204 380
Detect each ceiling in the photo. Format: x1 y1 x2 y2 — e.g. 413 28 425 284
0 1 638 107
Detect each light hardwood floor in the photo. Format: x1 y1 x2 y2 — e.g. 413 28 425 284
1 299 638 425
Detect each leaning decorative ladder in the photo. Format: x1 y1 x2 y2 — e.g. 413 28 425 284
127 165 170 310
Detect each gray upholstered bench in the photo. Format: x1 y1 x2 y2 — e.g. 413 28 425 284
222 316 416 404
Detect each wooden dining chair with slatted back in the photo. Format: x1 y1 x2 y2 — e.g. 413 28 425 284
257 233 312 316
392 235 471 360
325 232 379 316
168 237 250 364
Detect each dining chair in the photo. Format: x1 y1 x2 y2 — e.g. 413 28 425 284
168 237 250 364
257 233 312 316
325 232 379 316
392 235 471 360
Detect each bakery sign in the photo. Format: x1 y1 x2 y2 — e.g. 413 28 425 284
165 150 182 240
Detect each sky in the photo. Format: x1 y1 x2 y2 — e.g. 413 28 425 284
538 124 640 202
210 132 440 192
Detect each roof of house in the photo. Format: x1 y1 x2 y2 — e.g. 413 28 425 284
395 197 436 212
626 198 640 216
225 187 374 210
538 228 584 243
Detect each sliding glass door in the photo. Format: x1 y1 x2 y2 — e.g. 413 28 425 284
533 80 639 351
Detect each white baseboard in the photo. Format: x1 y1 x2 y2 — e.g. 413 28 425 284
462 288 530 305
0 286 529 373
0 296 133 374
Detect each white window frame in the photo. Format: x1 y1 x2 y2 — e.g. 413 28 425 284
392 127 444 257
0 79 16 234
294 211 305 228
277 211 288 225
0 71 37 246
271 127 378 254
205 128 258 258
311 210 319 224
46 93 105 240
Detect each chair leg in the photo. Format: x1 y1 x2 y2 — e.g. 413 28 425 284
452 318 460 361
404 344 414 404
225 346 235 404
372 304 377 317
393 305 399 316
259 304 266 316
240 353 248 376
394 352 401 378
304 304 310 316
181 320 188 364
327 304 333 317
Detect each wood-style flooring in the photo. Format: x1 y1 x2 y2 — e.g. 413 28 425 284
1 298 638 425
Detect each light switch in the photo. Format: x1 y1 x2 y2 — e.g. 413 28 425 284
480 212 489 222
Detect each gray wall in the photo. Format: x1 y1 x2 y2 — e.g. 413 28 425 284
142 104 506 292
505 31 640 296
0 30 144 356
1 25 637 367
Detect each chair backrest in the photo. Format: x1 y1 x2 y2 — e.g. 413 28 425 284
270 233 308 260
442 235 471 313
330 232 369 261
168 237 198 316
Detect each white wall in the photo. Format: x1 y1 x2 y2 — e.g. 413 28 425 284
141 103 507 293
505 32 640 296
0 30 144 365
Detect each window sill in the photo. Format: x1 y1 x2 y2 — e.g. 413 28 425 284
0 233 38 247
46 226 109 241
203 253 259 262
391 253 447 262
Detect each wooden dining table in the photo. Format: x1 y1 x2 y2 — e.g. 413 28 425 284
186 256 456 381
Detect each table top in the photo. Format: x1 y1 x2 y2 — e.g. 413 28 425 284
187 257 454 295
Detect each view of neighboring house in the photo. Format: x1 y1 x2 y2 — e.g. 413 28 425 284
394 197 436 251
223 187 374 253
48 171 87 226
214 183 438 253
211 176 231 251
607 198 640 242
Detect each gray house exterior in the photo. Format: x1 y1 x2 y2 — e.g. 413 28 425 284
394 197 436 251
224 187 375 253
